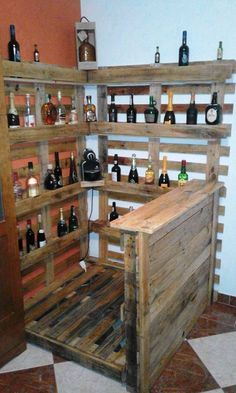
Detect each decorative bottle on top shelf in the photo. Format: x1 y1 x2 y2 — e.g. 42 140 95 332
69 152 78 184
127 94 137 123
69 96 78 124
144 96 158 123
8 24 21 62
145 155 155 185
164 90 175 124
26 219 35 253
79 37 96 62
41 94 57 125
24 94 35 127
109 201 119 222
54 152 63 188
158 156 170 188
17 224 24 257
55 91 66 125
84 95 96 122
44 164 57 190
178 160 188 186
205 92 222 125
128 154 139 184
26 161 39 198
217 41 223 61
33 44 40 62
109 95 118 122
8 92 20 128
37 214 46 248
186 92 198 125
69 205 79 232
57 207 68 237
111 154 121 182
12 172 23 201
154 46 160 64
178 30 189 66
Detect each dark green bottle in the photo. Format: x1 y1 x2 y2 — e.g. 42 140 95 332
144 96 158 123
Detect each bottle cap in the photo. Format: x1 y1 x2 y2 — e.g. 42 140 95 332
47 163 53 170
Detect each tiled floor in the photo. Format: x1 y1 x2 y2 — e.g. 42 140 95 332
0 302 236 392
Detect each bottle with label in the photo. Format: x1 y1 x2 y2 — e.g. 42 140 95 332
17 224 24 257
41 94 57 125
158 156 170 188
54 152 63 188
24 94 35 127
55 91 66 125
44 164 57 190
144 96 159 123
8 24 21 62
178 30 189 66
178 160 188 186
12 172 23 201
128 154 139 184
37 214 46 248
145 155 155 185
109 94 118 122
164 90 176 124
154 46 160 64
8 92 20 128
84 95 96 122
111 154 121 182
205 92 222 125
33 44 40 62
109 201 119 222
69 152 78 184
69 96 78 124
79 37 96 62
26 219 35 253
57 207 68 237
217 41 223 61
127 94 137 123
69 205 79 232
26 161 39 198
186 92 198 124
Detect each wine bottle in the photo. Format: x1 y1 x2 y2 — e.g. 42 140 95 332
57 207 68 237
158 156 170 188
164 91 175 124
178 30 189 66
8 24 21 62
109 201 119 222
128 154 139 184
37 214 46 248
178 160 188 186
26 161 39 198
26 219 35 253
17 224 24 257
69 205 79 232
24 94 35 128
34 44 40 62
55 91 66 125
145 155 155 185
154 46 160 64
69 96 78 124
84 95 97 122
217 41 223 61
69 152 78 184
111 154 121 182
186 92 198 124
109 94 118 122
54 152 63 188
144 96 158 123
127 94 137 123
41 94 57 125
12 172 23 201
44 164 57 190
8 92 20 128
205 92 222 125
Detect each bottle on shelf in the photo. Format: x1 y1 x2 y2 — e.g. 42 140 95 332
26 161 39 198
69 205 79 232
33 44 40 62
79 36 96 62
44 164 57 190
186 92 198 124
144 96 159 123
217 41 223 61
8 92 20 128
8 24 21 62
158 156 170 188
24 94 35 128
17 224 24 257
69 96 78 124
26 219 35 253
109 201 119 222
37 214 46 248
178 30 189 66
108 94 118 122
54 152 63 188
12 172 23 201
178 160 188 186
127 94 137 123
205 92 222 125
41 94 57 125
154 46 160 64
84 95 96 122
69 152 78 184
145 155 155 185
57 207 68 237
164 90 176 124
111 154 121 182
55 91 66 125
128 153 139 184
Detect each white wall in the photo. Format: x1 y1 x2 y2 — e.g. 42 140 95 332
81 0 236 296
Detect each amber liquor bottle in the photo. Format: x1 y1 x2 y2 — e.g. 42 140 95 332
158 156 170 188
205 92 222 125
164 91 176 124
84 95 96 122
128 154 139 184
145 155 155 185
111 154 121 182
41 94 57 125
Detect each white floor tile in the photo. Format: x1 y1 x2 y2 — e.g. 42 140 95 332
0 343 54 374
189 331 236 388
54 361 126 393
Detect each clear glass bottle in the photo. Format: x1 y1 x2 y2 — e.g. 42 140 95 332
154 46 160 64
8 92 20 128
69 205 79 232
144 96 158 123
54 152 63 188
111 154 121 182
57 207 68 237
37 214 46 248
178 160 188 186
217 41 223 61
69 96 78 124
109 201 119 222
205 92 222 125
34 44 40 62
178 30 189 66
41 94 57 125
55 91 66 125
84 95 96 122
24 94 35 127
12 172 23 201
186 92 198 125
26 219 35 253
128 153 139 184
26 161 39 198
145 155 155 185
44 164 57 190
109 94 118 122
158 156 170 188
8 24 21 62
164 90 176 124
127 94 137 123
69 152 78 184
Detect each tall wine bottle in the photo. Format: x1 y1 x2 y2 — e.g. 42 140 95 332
69 205 79 232
17 224 24 257
128 154 139 184
26 219 35 253
26 161 39 198
205 92 222 125
57 208 68 237
69 152 78 184
164 91 175 124
24 94 35 128
186 92 198 124
109 94 118 122
44 164 57 190
178 30 189 66
37 214 46 248
111 154 121 182
158 156 170 188
55 91 66 125
127 94 136 123
8 24 21 62
109 201 119 222
54 152 63 188
8 92 20 128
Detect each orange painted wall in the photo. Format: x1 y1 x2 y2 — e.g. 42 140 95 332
0 0 81 67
